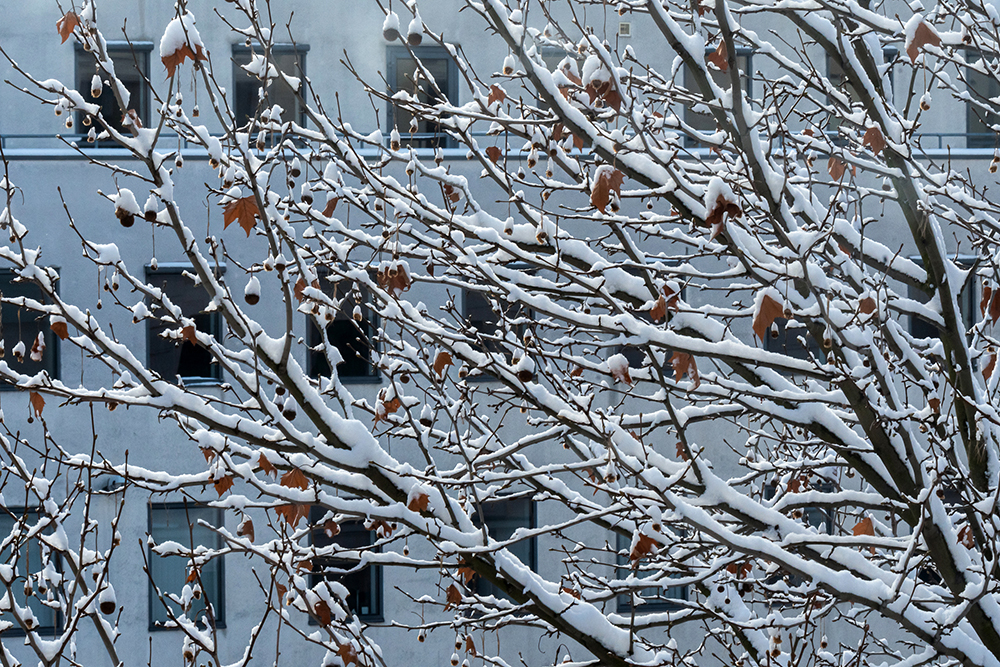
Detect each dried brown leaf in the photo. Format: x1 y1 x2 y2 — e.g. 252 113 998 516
629 533 657 563
752 295 784 340
57 12 80 44
706 40 729 72
50 320 69 340
407 492 430 513
281 468 310 490
488 84 506 106
486 146 502 163
258 453 277 477
434 351 453 377
314 600 332 627
859 297 877 315
275 503 310 527
828 156 847 181
214 475 234 496
907 21 941 63
237 517 255 541
162 43 207 77
862 127 886 155
29 391 44 418
223 196 261 236
445 584 463 610
182 325 198 346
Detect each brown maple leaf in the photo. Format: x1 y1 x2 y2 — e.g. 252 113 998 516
859 297 877 315
853 516 874 537
407 492 430 512
486 146 503 163
457 564 477 584
982 284 993 317
706 40 729 72
323 520 340 538
181 325 198 346
275 503 310 527
201 447 216 463
258 453 277 477
314 600 332 627
336 642 359 667
704 194 742 235
752 295 784 340
275 581 288 603
213 475 234 497
984 353 997 383
57 12 80 44
434 351 453 377
223 196 262 236
862 127 886 155
907 21 941 63
281 468 310 490
488 84 506 106
323 196 339 217
162 43 208 77
50 320 69 340
445 583 463 610
29 391 45 418
959 525 974 548
670 352 699 387
929 397 941 414
828 156 851 181
629 533 657 563
650 295 667 323
726 561 752 578
465 635 477 656
591 168 624 213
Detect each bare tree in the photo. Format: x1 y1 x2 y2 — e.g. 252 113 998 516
2 1 1000 667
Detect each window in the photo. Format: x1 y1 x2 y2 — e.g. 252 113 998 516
146 267 223 384
0 272 58 384
966 51 1000 148
387 46 458 148
232 45 307 128
76 43 151 134
684 47 751 145
473 497 536 599
762 481 834 592
307 275 379 382
0 508 60 634
620 282 686 369
463 288 526 364
310 508 382 621
148 504 225 629
764 317 826 362
615 532 686 613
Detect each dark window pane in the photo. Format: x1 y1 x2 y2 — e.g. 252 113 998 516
463 290 524 360
76 47 148 133
307 278 378 380
232 48 305 128
967 51 1000 148
146 271 222 383
908 258 977 341
310 509 382 620
473 498 535 599
148 505 224 628
0 509 60 633
763 318 826 361
389 47 455 148
1 274 58 381
684 51 750 145
615 532 685 612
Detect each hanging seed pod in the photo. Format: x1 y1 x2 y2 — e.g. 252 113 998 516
382 12 401 41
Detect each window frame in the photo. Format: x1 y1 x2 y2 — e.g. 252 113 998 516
75 41 152 135
145 265 224 385
306 270 381 384
232 43 309 129
472 496 537 599
386 45 459 148
0 507 63 635
0 269 60 388
615 531 687 613
147 502 226 631
309 508 383 622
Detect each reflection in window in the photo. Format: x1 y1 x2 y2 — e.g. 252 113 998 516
76 44 151 134
146 268 223 384
148 504 225 629
307 276 379 381
387 46 458 148
473 497 536 599
0 272 59 382
0 508 60 634
310 508 382 620
232 45 307 128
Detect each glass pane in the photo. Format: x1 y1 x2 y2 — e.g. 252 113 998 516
310 510 381 619
684 53 750 140
763 317 826 361
308 279 377 379
474 498 534 598
76 48 147 133
0 510 59 632
463 290 523 359
148 506 223 626
147 271 221 382
1 274 58 380
967 54 1000 148
392 54 451 148
233 50 304 127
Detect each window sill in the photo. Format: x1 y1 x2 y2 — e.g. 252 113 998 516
149 620 226 632
333 375 382 385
